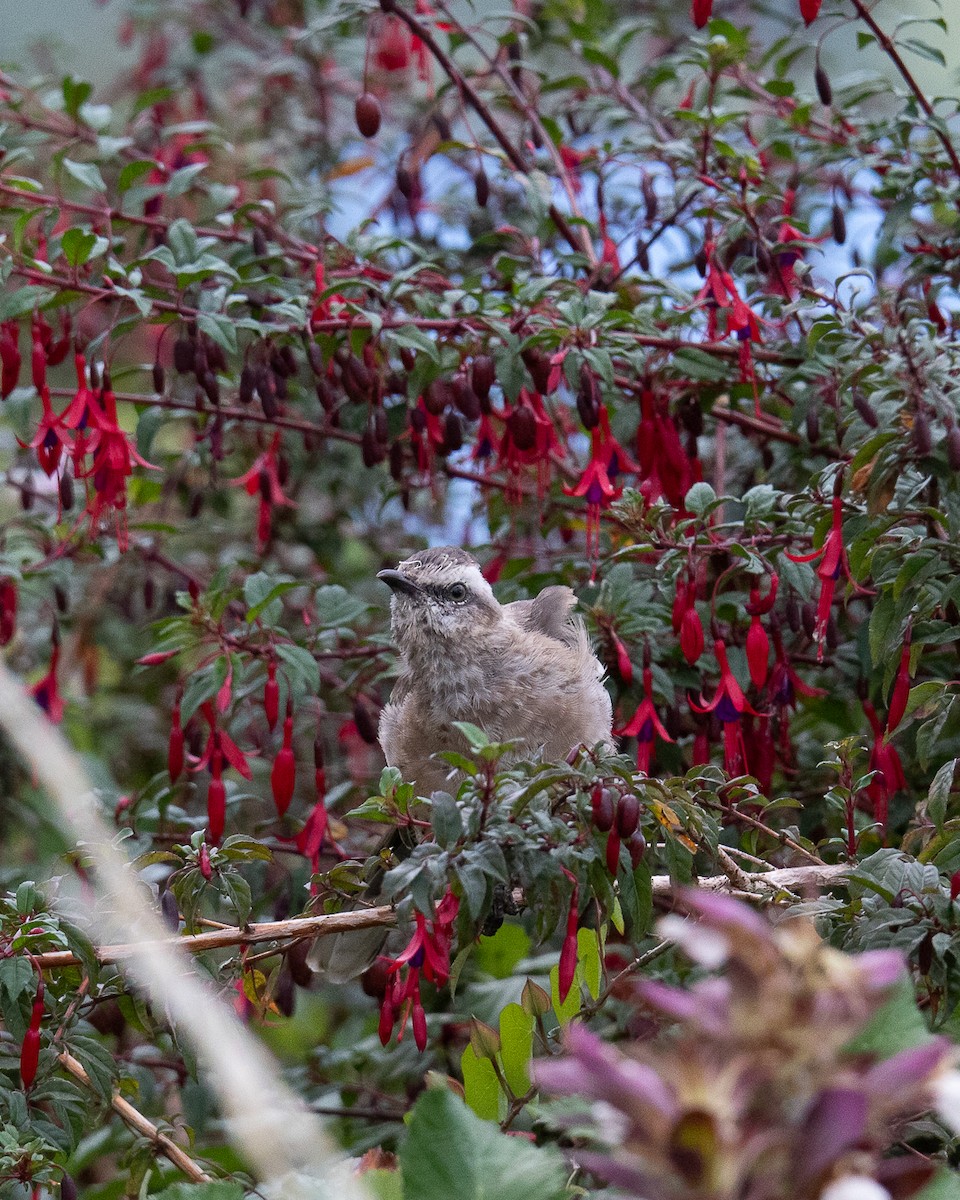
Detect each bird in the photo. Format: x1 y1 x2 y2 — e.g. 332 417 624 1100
308 546 613 980
377 546 613 793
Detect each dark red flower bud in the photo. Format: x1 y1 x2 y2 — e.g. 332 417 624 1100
606 829 621 874
691 0 712 26
680 605 704 664
615 794 640 838
271 709 296 816
799 0 823 23
746 614 770 687
199 842 213 880
20 975 44 1089
355 93 382 138
886 634 913 734
627 830 647 869
591 785 615 832
950 871 960 901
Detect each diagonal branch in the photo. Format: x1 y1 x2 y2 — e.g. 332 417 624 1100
58 1050 212 1184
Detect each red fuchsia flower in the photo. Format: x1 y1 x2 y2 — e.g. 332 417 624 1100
23 385 70 477
0 578 17 647
635 387 694 510
558 873 580 1003
74 383 157 551
373 14 411 71
691 0 712 26
231 432 295 552
692 242 764 414
885 628 913 735
379 890 460 1052
615 667 674 775
207 740 227 845
744 574 778 688
309 261 345 328
862 700 906 832
563 404 637 577
690 639 760 776
599 213 621 274
0 320 20 398
194 700 252 781
497 388 564 501
786 493 872 662
558 145 586 194
673 573 705 665
19 973 44 1090
769 624 827 708
799 0 823 23
271 704 296 817
31 638 64 723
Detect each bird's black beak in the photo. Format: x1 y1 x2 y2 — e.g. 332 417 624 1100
377 569 421 597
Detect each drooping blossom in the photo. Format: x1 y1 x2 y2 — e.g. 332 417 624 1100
0 578 16 646
673 571 704 664
231 432 295 552
498 388 564 502
30 636 64 724
786 492 872 662
863 700 906 833
563 404 637 576
615 667 674 775
691 0 712 27
635 387 693 509
692 242 763 413
744 572 778 687
690 639 760 775
379 889 459 1052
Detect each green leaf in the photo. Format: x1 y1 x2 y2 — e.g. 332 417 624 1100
275 643 320 696
460 1046 501 1121
844 975 931 1057
926 759 958 829
577 927 602 1001
151 1185 245 1200
60 228 98 267
684 481 718 517
0 285 58 320
401 1088 565 1200
431 793 462 849
61 158 106 193
62 76 93 120
917 1169 960 1200
499 1003 533 1097
475 923 531 979
117 160 157 193
67 1034 117 1101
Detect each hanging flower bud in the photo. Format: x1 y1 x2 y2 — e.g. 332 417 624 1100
746 607 770 688
606 829 621 874
680 603 704 664
951 871 960 902
20 973 44 1090
198 842 213 880
591 784 616 832
799 0 823 23
207 744 226 845
271 705 296 816
0 321 21 398
558 885 579 1003
691 0 712 26
610 631 633 685
886 629 913 735
0 578 17 646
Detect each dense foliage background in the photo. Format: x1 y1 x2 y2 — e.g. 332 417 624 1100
2 0 960 1197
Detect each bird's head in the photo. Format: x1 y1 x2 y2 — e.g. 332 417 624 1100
378 547 501 647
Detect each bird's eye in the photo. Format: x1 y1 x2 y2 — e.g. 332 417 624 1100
448 582 468 602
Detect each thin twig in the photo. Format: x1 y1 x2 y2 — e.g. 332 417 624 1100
848 0 960 180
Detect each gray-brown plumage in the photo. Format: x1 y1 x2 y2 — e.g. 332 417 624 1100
377 546 613 793
308 547 612 981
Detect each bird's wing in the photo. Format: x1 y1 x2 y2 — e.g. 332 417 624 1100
505 586 580 647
